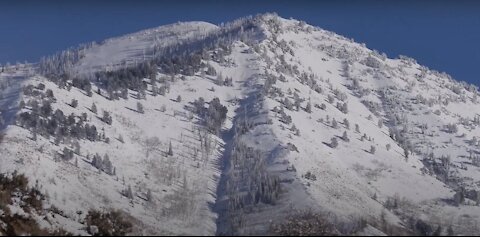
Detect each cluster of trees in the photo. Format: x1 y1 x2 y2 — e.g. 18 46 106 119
93 62 153 99
22 84 55 101
363 55 382 69
91 153 115 175
228 141 281 210
192 97 228 135
444 123 458 134
216 74 234 86
421 154 451 183
274 106 292 125
38 42 94 76
361 100 382 116
336 102 348 114
16 96 101 144
274 54 300 77
72 77 93 96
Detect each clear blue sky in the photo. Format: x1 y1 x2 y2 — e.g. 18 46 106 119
1 0 479 85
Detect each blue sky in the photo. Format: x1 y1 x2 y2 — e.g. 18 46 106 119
1 0 479 85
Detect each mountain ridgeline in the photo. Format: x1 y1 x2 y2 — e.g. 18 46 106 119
0 13 479 235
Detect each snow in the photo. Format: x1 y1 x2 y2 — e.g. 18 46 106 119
1 13 480 235
73 21 219 76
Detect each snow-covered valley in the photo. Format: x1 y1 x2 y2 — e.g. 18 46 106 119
1 13 480 236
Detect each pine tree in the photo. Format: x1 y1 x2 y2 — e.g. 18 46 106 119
330 137 338 148
103 154 113 174
305 101 312 113
370 145 376 154
378 119 383 128
126 185 134 200
167 141 173 156
342 131 349 142
332 118 338 128
146 189 152 202
216 74 224 86
102 111 112 125
73 141 81 155
341 102 348 114
343 118 350 129
71 99 78 108
433 225 442 236
91 103 97 114
320 103 326 110
447 226 454 236
32 130 37 141
137 102 144 114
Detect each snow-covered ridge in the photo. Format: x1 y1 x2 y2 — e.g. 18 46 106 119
73 21 219 75
1 13 480 236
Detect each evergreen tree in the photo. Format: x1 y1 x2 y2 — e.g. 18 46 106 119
343 118 350 130
305 101 312 113
102 111 112 125
146 189 152 202
126 185 134 199
370 145 376 154
320 103 326 110
447 226 454 236
73 141 81 155
137 102 144 114
167 141 173 156
342 131 349 142
330 137 338 148
91 103 97 114
71 99 78 108
216 73 224 86
103 154 113 175
332 118 338 129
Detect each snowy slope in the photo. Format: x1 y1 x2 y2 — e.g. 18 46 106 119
73 21 219 76
1 13 480 236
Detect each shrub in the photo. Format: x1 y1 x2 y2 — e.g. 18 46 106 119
0 173 71 235
86 209 133 236
271 210 337 236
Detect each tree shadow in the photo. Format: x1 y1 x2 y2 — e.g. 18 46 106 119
125 107 140 113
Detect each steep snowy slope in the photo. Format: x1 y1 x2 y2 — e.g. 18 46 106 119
73 21 219 76
1 13 480 236
242 15 480 235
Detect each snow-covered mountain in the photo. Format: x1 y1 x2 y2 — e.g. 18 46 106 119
1 13 479 235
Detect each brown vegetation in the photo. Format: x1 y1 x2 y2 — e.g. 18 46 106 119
271 210 338 236
86 209 133 236
0 172 71 236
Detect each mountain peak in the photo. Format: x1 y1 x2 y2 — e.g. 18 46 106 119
1 13 479 236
